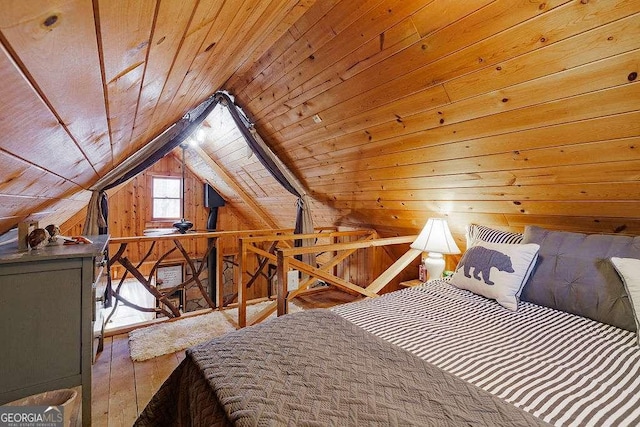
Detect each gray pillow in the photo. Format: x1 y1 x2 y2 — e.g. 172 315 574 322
521 226 640 331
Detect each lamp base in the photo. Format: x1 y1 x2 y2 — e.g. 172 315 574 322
173 219 193 234
424 252 445 280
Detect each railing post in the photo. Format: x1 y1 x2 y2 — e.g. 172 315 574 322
238 238 247 328
276 250 289 316
216 237 224 309
333 234 338 279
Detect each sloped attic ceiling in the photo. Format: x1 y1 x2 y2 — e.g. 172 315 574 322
0 0 639 241
0 0 317 234
185 101 342 229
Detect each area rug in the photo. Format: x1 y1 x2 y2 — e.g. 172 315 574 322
129 301 302 361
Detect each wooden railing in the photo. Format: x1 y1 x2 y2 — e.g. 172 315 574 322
102 227 420 333
238 229 375 327
274 235 419 316
103 227 338 329
237 230 420 328
110 232 216 318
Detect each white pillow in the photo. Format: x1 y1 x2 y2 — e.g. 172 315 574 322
465 225 533 298
451 241 540 311
611 257 640 345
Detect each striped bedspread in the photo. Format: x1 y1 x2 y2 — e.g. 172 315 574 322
332 280 640 427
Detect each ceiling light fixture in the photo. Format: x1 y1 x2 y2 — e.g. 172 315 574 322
196 128 206 142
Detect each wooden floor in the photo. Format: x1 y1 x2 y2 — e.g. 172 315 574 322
91 288 358 426
92 334 185 426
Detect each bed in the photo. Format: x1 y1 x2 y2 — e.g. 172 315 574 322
135 225 640 426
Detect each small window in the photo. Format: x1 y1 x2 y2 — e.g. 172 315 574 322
152 176 182 220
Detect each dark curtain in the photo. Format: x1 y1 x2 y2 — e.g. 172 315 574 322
213 92 308 240
213 92 301 198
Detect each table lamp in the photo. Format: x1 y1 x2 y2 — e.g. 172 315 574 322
410 218 460 280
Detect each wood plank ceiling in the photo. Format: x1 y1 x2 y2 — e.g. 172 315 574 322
0 0 638 243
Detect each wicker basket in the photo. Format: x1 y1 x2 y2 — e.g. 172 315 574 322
6 388 79 426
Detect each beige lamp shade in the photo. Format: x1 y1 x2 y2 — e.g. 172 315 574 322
411 218 460 280
410 218 461 254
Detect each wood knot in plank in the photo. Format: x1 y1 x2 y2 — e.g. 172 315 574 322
614 225 627 233
628 72 637 82
42 14 59 29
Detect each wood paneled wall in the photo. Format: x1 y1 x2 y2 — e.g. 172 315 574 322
62 153 250 238
334 232 421 292
225 0 640 244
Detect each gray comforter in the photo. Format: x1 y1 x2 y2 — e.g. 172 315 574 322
135 309 548 426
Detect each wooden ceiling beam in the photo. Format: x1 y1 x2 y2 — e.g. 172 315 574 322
97 0 157 164
139 0 228 146
175 0 304 117
129 0 199 146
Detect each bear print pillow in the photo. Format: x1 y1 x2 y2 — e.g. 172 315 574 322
450 241 540 311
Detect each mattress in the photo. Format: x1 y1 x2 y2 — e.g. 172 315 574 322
332 280 640 427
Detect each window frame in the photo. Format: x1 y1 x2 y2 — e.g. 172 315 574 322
150 174 183 222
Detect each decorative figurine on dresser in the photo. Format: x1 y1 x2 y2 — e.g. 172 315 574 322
0 226 109 427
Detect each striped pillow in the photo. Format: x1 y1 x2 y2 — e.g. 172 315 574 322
465 224 523 248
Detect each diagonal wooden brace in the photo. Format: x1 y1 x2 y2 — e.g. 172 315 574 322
365 248 423 294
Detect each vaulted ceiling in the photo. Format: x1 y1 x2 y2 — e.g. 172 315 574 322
0 0 638 242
